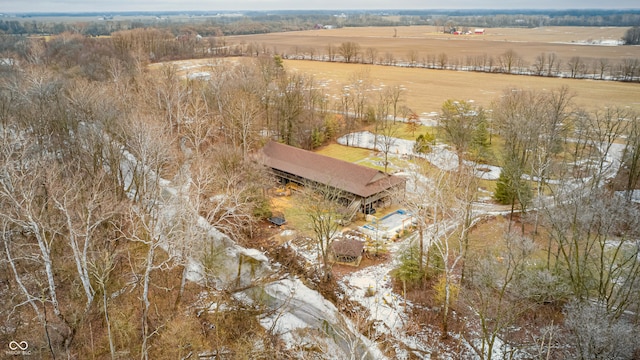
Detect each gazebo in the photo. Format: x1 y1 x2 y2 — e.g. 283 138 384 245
332 239 365 267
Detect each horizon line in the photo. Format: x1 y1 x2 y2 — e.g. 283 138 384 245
4 8 640 15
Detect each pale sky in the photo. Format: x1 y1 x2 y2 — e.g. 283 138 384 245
1 0 639 13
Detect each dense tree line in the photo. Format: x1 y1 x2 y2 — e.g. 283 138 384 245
0 28 414 358
280 43 640 82
0 30 297 359
2 10 640 37
398 86 640 359
624 26 640 45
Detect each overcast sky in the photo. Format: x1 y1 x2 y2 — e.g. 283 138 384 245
1 0 638 13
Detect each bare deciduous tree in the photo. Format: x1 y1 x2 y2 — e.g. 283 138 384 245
122 205 179 360
439 99 486 168
622 111 640 200
463 232 537 360
377 118 398 174
545 189 640 319
498 49 522 74
419 167 478 338
339 41 360 63
300 182 344 282
327 43 336 62
365 47 378 64
563 301 639 360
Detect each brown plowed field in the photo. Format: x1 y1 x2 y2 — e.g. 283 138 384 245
228 26 640 63
224 26 640 113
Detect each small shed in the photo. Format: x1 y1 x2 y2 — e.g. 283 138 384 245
332 239 365 267
268 216 286 226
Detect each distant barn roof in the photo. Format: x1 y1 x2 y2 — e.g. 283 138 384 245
260 141 405 198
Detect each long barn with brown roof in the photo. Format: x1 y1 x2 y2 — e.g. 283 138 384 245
260 141 405 214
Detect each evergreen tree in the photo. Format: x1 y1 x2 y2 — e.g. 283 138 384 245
494 169 516 205
414 132 435 154
393 244 425 284
471 118 491 163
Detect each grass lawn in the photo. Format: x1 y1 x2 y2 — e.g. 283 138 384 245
285 60 640 116
282 195 310 233
314 143 390 172
468 214 556 268
363 122 432 141
270 190 314 236
315 143 373 163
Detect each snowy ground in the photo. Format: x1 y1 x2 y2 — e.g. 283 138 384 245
615 190 640 204
340 234 434 359
337 131 502 180
286 224 435 359
327 124 631 358
111 127 390 359
552 39 624 46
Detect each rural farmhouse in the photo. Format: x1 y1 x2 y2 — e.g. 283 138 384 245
260 141 406 215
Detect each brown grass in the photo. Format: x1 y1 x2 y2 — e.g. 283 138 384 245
223 25 640 114
155 25 640 116
284 59 640 115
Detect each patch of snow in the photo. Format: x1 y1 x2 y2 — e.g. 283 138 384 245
238 248 269 263
339 234 435 359
187 71 211 80
260 278 339 329
337 131 502 180
552 39 624 46
469 162 501 180
343 264 406 333
256 278 388 360
287 236 320 266
280 229 296 237
615 190 640 204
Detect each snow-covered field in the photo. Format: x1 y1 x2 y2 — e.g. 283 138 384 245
553 39 624 46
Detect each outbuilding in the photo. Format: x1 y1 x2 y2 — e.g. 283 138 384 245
332 238 365 266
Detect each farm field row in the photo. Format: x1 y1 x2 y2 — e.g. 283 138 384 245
228 26 640 63
157 55 640 115
284 59 640 114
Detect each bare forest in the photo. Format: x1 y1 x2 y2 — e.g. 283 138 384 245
1 14 640 360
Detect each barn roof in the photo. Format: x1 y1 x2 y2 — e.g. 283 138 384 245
260 141 405 198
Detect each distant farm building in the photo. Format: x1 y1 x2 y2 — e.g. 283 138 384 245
474 28 485 35
260 141 406 215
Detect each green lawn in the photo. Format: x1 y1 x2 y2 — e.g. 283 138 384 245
282 195 310 233
363 122 435 142
315 143 372 163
